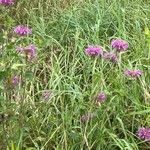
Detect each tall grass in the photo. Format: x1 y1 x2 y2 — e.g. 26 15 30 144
1 0 150 149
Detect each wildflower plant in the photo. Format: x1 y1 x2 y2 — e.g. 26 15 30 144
13 25 32 35
85 45 103 56
124 69 142 79
95 91 106 103
0 0 14 5
137 127 150 141
0 0 150 150
103 51 118 62
16 44 36 61
111 38 129 52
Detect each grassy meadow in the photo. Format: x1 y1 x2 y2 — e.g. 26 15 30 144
1 0 150 149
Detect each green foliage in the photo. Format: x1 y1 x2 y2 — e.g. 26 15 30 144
0 0 150 149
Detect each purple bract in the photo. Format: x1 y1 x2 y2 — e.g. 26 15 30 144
85 45 103 56
25 44 36 60
111 38 129 52
14 25 32 35
137 127 150 141
103 51 118 62
124 69 142 78
80 113 94 122
42 90 52 100
11 75 19 87
0 0 14 5
95 92 106 103
17 44 36 60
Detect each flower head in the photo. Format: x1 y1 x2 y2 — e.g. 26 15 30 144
95 92 106 103
9 75 20 87
85 45 103 56
16 44 36 60
111 38 129 52
0 0 14 5
5 75 20 89
80 112 94 122
42 90 52 100
103 51 118 62
11 75 19 87
137 127 150 141
24 44 36 60
13 25 32 35
124 69 142 78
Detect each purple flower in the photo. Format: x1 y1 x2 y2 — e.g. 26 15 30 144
124 69 142 78
95 92 106 103
24 44 36 60
0 0 14 5
13 25 32 35
85 45 103 56
103 51 118 62
16 44 36 60
111 38 129 52
42 90 52 100
11 75 19 86
80 113 94 122
137 127 150 141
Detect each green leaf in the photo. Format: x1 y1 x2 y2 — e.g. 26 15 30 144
11 64 26 70
11 142 15 150
144 26 150 35
0 96 4 101
0 70 8 80
25 148 36 150
25 71 33 80
128 109 150 115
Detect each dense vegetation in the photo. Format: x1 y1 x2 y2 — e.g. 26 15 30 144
1 0 150 149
